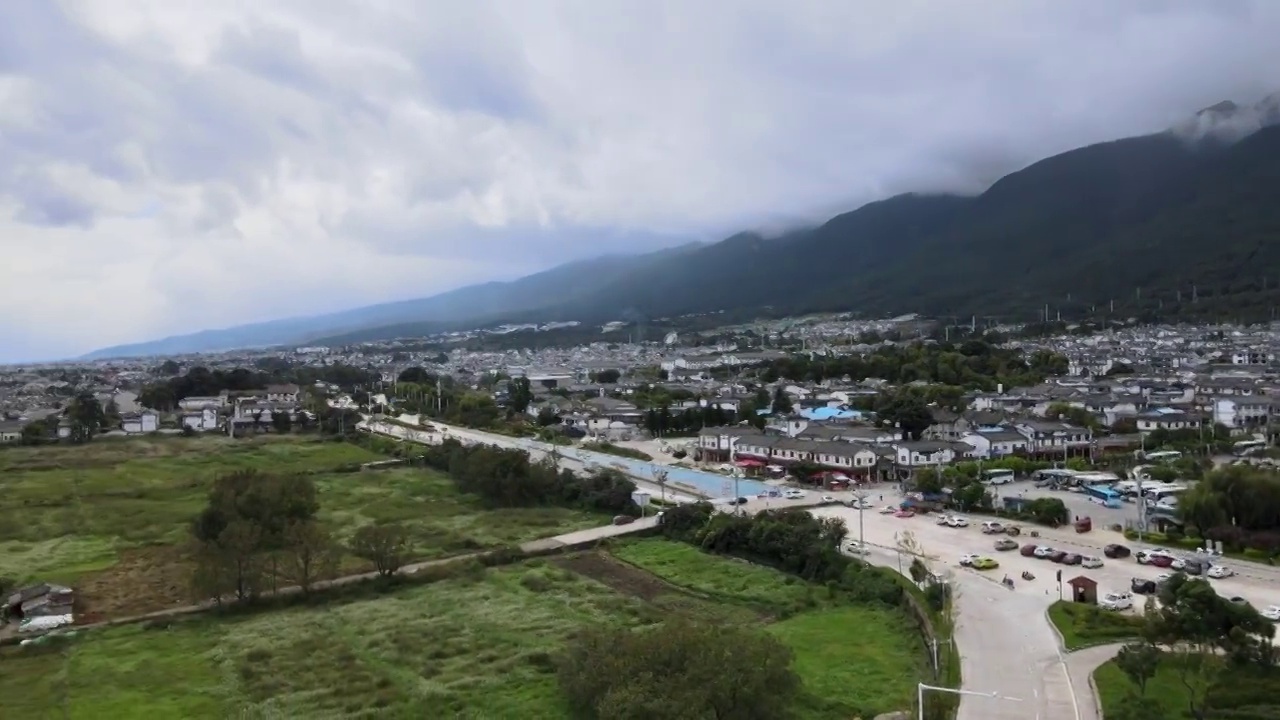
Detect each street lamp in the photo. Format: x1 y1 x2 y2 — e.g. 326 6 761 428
916 683 1022 720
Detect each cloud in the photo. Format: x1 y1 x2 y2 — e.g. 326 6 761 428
2 0 1280 360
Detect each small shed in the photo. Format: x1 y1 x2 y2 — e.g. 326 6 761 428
1067 575 1098 605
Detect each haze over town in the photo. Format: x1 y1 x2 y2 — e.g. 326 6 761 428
4 0 1280 361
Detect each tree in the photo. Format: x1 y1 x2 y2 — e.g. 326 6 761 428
509 376 533 415
282 521 340 594
593 368 621 384
66 392 106 442
557 619 801 720
271 410 293 433
1114 641 1160 696
771 386 794 414
190 469 321 602
877 392 934 441
350 523 411 577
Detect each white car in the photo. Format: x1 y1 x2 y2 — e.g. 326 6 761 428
783 489 807 500
947 516 969 528
879 505 896 514
1155 572 1175 585
1170 558 1187 570
1081 556 1104 569
821 495 836 503
1262 605 1280 622
959 553 978 567
851 498 875 509
1033 545 1055 559
844 541 871 556
1099 592 1134 611
1207 565 1235 579
935 514 953 526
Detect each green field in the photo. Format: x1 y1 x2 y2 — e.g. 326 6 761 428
1094 651 1280 719
0 436 603 617
613 539 925 717
0 539 928 719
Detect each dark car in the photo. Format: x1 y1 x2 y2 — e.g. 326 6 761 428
612 515 636 526
1104 544 1132 559
1061 553 1082 566
1131 578 1157 594
1020 544 1038 557
1049 550 1068 563
1149 554 1175 568
730 497 749 505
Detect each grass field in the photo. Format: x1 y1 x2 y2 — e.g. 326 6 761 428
0 541 928 719
1094 651 1280 719
612 539 925 717
0 436 603 618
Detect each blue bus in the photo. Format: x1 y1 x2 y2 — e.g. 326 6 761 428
1084 485 1123 508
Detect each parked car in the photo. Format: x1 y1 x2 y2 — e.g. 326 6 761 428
1048 551 1068 563
1020 544 1038 557
612 515 636 525
1104 544 1132 559
784 489 808 499
959 554 977 567
1061 553 1082 566
1081 556 1104 569
994 538 1019 552
820 495 836 503
981 521 1005 534
895 509 916 518
947 516 970 528
1229 596 1250 606
936 514 954 526
879 505 897 514
1131 578 1157 594
730 496 749 505
1207 565 1235 579
1033 545 1055 559
1262 605 1280 622
1099 592 1134 611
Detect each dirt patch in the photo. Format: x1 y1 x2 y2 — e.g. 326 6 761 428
553 552 677 602
74 546 195 622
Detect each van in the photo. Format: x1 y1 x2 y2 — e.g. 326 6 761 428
981 521 1005 534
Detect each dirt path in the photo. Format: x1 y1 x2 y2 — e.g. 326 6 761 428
9 521 656 645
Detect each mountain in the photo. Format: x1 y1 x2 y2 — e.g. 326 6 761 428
86 94 1280 358
82 246 700 359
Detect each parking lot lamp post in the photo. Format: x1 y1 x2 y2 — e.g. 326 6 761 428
916 683 1022 720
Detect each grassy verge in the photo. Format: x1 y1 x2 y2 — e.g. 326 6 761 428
1047 600 1144 650
581 441 653 461
1121 529 1274 563
0 436 604 619
1095 651 1280 719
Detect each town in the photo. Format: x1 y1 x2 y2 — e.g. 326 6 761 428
3 313 1280 718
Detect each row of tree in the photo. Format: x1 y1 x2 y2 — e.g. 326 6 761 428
659 503 902 605
419 439 639 515
1178 465 1280 554
139 363 379 411
758 340 1069 390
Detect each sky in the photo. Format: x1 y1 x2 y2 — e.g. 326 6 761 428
2 0 1280 361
